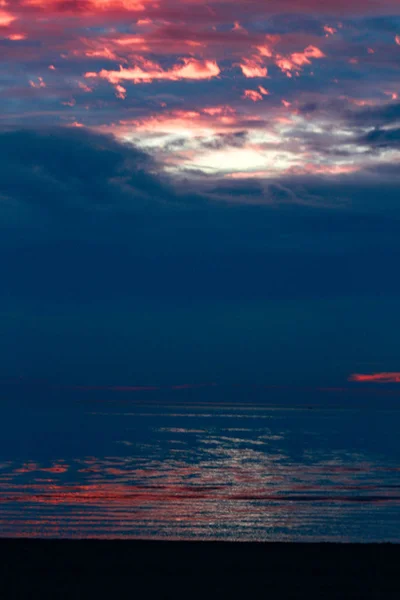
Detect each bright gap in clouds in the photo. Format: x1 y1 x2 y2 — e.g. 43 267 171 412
182 147 294 176
120 115 365 178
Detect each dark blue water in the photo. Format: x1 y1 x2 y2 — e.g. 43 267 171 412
1 395 400 541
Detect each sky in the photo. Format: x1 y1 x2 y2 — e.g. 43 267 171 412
1 0 400 397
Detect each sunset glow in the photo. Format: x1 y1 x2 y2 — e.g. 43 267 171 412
349 373 400 383
1 0 399 177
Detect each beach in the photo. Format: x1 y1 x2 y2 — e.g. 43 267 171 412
1 539 399 598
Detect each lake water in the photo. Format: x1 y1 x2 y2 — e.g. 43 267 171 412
1 392 400 541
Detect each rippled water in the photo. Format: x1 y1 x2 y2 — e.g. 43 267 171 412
1 398 400 541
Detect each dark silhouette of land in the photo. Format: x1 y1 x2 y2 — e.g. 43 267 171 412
1 539 399 599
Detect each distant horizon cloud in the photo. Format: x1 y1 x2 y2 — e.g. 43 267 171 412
349 373 400 383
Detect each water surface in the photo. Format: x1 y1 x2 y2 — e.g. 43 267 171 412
1 397 400 541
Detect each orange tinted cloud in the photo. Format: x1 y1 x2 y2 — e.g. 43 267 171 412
349 372 400 383
115 84 127 98
111 105 251 136
21 0 400 16
239 42 325 81
256 44 274 58
137 18 152 26
276 45 325 76
29 77 46 88
8 33 26 40
239 57 268 78
324 25 337 36
286 163 359 175
243 89 263 102
23 0 148 9
78 81 93 92
85 57 220 85
0 9 15 26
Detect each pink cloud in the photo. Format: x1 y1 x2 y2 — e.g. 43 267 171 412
23 0 148 10
239 57 268 78
303 45 325 59
8 33 26 40
255 44 274 58
99 104 271 143
239 41 325 81
243 89 263 102
20 0 400 17
112 105 249 135
384 90 398 100
286 163 359 175
78 81 93 93
83 47 120 61
29 76 46 88
229 171 272 179
85 57 220 85
276 45 325 77
0 9 15 26
233 21 246 32
324 25 337 36
202 106 235 116
61 98 76 106
115 83 127 98
349 373 400 383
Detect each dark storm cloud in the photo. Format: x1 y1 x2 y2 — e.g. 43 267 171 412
1 127 400 250
349 102 400 126
358 127 400 149
0 127 204 229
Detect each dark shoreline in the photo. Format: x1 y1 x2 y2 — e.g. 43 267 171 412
1 539 400 598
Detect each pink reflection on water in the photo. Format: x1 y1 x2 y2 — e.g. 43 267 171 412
1 445 400 539
1 405 400 541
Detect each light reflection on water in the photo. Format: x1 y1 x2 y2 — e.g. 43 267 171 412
1 403 400 541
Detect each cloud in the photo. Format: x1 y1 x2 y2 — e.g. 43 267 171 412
1 126 400 236
29 77 46 88
1 126 400 325
17 0 400 17
22 0 149 10
0 127 190 230
243 90 263 102
200 131 249 150
275 45 326 77
358 127 400 150
348 102 400 126
239 41 325 80
85 58 220 87
2 4 400 389
2 0 400 185
349 373 400 383
110 106 267 139
239 57 268 78
0 9 15 26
